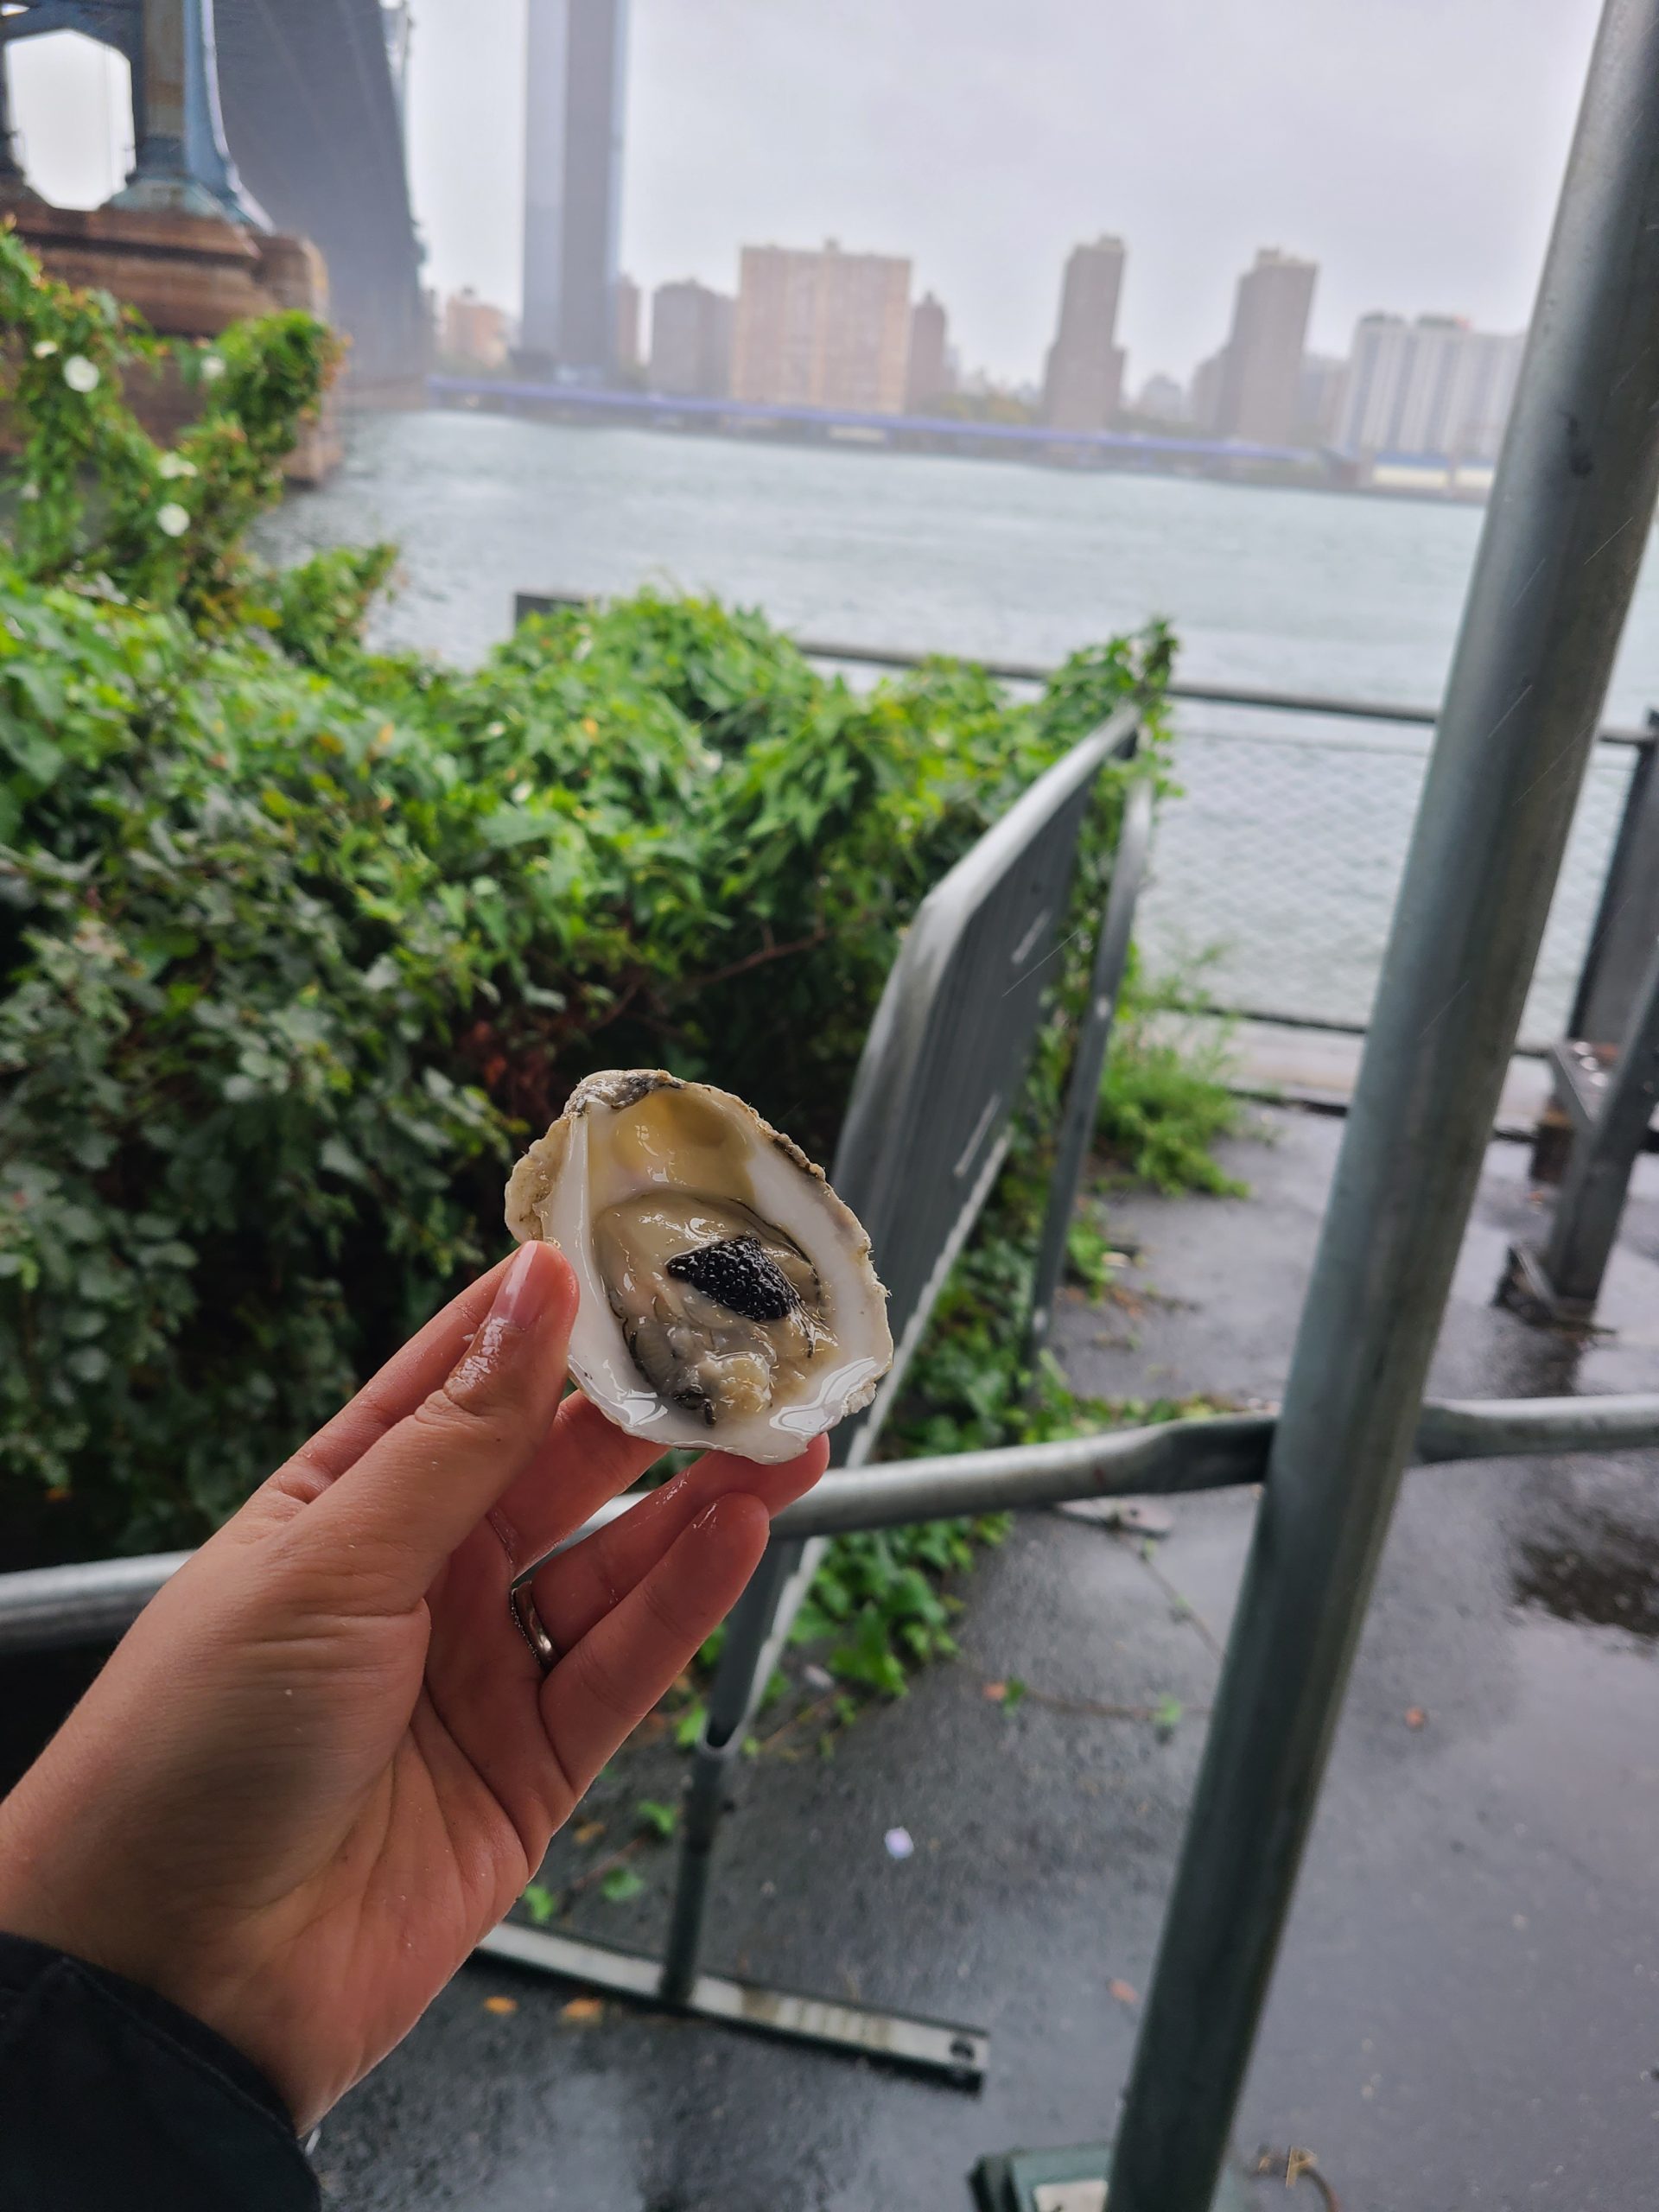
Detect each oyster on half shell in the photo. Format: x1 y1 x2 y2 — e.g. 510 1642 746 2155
505 1070 893 1462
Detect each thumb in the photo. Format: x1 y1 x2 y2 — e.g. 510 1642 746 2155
299 1240 579 1601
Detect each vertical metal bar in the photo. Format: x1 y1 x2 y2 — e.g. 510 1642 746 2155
1530 736 1656 1185
1536 936 1659 1312
657 1541 795 2003
1109 8 1659 2206
1026 771 1153 1375
1567 731 1659 1045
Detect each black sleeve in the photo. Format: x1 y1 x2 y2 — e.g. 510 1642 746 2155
0 1931 320 2210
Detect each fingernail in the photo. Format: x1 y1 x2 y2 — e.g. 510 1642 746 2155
493 1242 551 1332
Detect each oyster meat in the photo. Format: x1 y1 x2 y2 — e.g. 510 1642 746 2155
505 1070 893 1461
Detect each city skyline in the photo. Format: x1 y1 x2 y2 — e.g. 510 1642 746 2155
443 226 1525 463
407 0 1599 386
9 0 1603 388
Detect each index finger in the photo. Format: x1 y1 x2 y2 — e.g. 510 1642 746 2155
271 1252 518 1504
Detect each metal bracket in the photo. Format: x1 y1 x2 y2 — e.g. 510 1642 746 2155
476 1921 988 2086
1546 1038 1612 1135
1497 1240 1605 1331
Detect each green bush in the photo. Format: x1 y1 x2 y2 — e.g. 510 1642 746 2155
0 232 1174 1566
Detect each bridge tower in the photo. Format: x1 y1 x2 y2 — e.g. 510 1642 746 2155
522 0 630 382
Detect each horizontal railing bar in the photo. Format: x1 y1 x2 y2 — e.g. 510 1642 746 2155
0 1551 194 1657
6 1393 1656 1658
1413 1392 1659 1460
774 1414 1272 1532
513 593 1656 750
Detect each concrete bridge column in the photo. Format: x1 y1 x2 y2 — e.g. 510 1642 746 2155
111 0 266 227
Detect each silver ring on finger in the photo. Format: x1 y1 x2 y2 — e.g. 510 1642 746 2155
510 1580 560 1676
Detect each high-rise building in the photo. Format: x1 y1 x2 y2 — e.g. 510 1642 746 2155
1211 248 1318 445
905 291 951 411
648 278 734 397
1187 349 1227 433
1041 237 1127 431
1295 353 1347 447
615 274 641 374
1336 312 1524 461
442 289 511 370
732 241 912 415
521 0 630 379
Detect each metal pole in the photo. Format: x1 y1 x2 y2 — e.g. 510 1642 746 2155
1532 729 1659 1180
1567 731 1659 1046
657 1541 795 2004
1026 773 1153 1376
1109 6 1659 2204
15 1391 1659 1655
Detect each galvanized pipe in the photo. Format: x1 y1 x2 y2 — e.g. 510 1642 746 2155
8 1395 1659 1659
1109 6 1659 2203
0 1551 194 1656
657 1540 797 2003
1026 773 1154 1376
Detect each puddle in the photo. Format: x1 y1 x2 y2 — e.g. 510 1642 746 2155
1511 1508 1659 1641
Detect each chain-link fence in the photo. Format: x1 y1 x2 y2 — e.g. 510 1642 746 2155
1136 699 1649 1050
518 601 1654 1057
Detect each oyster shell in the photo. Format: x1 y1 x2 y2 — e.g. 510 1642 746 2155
505 1070 893 1461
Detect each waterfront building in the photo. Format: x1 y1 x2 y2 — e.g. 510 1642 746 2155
1041 236 1127 431
1187 348 1226 433
441 288 510 370
648 278 734 398
732 240 912 414
521 0 630 379
615 274 641 374
906 291 952 411
1211 248 1318 445
1336 312 1524 462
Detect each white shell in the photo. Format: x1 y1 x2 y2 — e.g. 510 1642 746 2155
505 1070 893 1462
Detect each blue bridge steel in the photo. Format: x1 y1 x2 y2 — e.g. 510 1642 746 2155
0 0 423 390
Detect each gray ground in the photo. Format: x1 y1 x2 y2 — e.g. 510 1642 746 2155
315 1108 1659 2212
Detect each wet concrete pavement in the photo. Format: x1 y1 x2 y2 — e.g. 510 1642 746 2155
316 1109 1659 2210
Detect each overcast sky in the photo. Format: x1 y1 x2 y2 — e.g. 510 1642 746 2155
13 0 1604 390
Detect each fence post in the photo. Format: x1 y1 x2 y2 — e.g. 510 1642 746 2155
1026 770 1152 1376
1108 6 1659 2206
1531 725 1659 1180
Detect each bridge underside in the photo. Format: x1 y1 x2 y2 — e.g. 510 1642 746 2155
215 0 425 393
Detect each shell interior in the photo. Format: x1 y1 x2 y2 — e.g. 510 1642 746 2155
505 1073 892 1462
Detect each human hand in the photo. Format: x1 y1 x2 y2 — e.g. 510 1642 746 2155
0 1241 826 2129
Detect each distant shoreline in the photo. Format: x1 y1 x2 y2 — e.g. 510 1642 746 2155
422 375 1496 510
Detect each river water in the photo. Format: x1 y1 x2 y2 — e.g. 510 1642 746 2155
255 409 1659 1039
